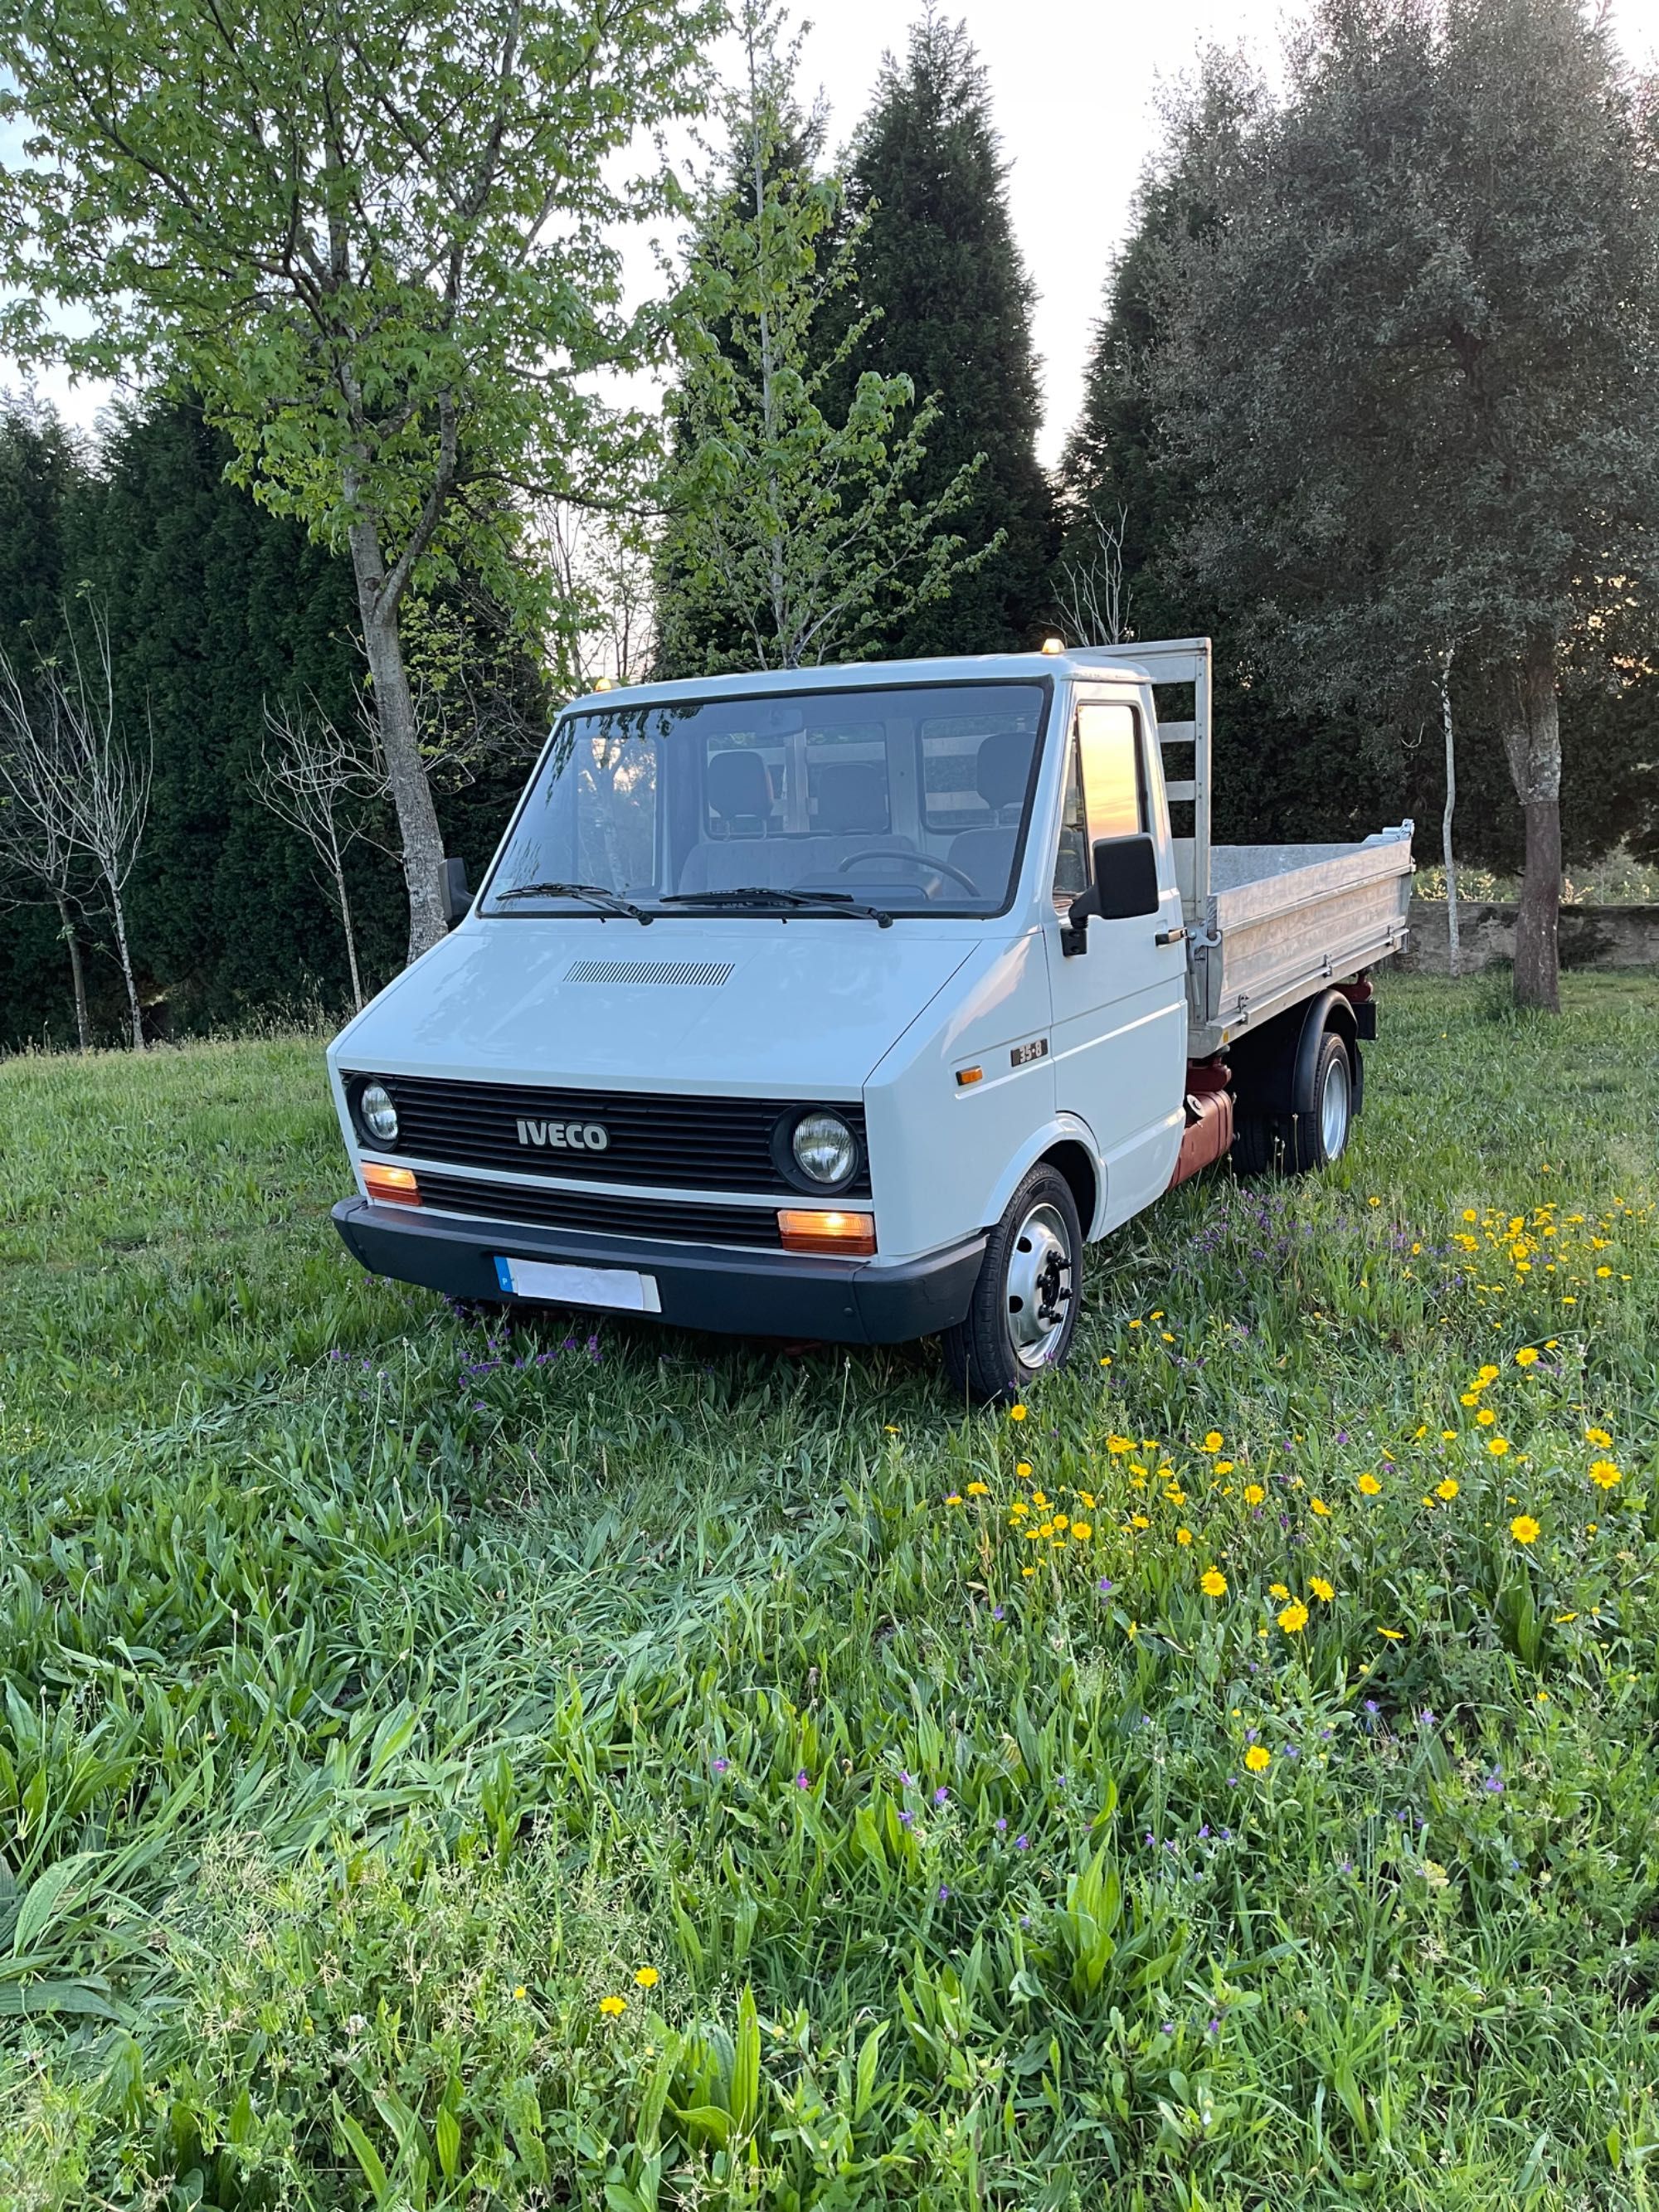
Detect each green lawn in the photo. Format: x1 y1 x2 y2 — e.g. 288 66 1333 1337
1 971 1656 2210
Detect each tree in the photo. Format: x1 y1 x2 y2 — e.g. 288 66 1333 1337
0 645 93 1047
1141 0 1659 1009
0 0 717 963
8 608 152 1048
836 10 1058 655
252 698 388 1014
658 0 993 673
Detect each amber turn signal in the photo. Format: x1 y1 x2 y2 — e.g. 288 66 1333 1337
777 1208 876 1256
364 1162 421 1206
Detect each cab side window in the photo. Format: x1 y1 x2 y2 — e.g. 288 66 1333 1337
1077 701 1146 846
1053 700 1146 910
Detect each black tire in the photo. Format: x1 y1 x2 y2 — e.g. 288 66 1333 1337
1233 1028 1355 1178
943 1164 1083 1403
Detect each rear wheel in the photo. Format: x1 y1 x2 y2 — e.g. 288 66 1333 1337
943 1164 1082 1403
1233 1027 1355 1176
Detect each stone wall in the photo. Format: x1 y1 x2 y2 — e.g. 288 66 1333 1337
1400 897 1659 974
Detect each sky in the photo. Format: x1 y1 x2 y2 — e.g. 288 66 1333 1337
5 0 1659 469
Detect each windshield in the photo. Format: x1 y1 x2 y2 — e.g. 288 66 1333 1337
483 681 1049 919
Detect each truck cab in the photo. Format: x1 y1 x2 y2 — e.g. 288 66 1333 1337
327 642 1412 1398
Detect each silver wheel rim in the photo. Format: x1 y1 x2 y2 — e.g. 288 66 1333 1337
1321 1048 1351 1159
1005 1200 1074 1368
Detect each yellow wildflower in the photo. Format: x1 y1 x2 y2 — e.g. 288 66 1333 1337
967 1480 990 1496
1515 1348 1540 1366
1311 1497 1331 1517
1010 1403 1029 1422
1201 1568 1228 1597
1243 1484 1265 1506
1309 1576 1334 1602
1203 1432 1224 1453
1589 1461 1622 1490
1358 1474 1382 1497
634 1966 659 1989
1487 1437 1511 1457
600 1996 627 2018
1244 1744 1271 1772
1268 1582 1290 1601
1510 1514 1540 1544
1071 1521 1092 1541
1476 1408 1496 1427
1277 1600 1310 1634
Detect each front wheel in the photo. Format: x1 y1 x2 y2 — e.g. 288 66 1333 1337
943 1164 1083 1403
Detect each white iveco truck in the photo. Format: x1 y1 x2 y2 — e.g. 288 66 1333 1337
327 642 1412 1398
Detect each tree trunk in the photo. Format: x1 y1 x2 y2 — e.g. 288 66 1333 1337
1502 635 1562 1013
346 523 448 965
333 852 365 1014
1439 642 1460 979
106 878 144 1049
55 892 90 1050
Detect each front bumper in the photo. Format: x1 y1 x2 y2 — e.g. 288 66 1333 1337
332 1196 985 1345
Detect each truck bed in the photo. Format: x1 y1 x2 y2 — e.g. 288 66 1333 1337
1180 828 1414 1056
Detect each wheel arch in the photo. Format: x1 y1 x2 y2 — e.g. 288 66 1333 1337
980 1113 1106 1242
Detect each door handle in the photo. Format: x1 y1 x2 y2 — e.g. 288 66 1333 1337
1155 925 1187 947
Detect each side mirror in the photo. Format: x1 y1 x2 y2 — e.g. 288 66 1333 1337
441 855 472 925
1063 833 1160 955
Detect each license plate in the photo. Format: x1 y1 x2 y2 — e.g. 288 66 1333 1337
493 1256 662 1313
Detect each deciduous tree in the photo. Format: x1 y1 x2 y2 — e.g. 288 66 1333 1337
0 0 716 960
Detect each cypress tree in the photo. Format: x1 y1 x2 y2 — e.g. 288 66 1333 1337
839 11 1059 658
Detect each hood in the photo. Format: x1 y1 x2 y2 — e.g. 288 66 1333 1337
332 916 977 1093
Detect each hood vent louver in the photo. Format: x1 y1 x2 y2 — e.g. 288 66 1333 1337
564 957 735 988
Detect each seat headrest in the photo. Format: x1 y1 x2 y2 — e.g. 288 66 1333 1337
976 731 1035 813
815 763 888 835
707 748 772 823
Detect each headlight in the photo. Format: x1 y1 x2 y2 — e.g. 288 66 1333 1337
358 1081 400 1145
791 1111 856 1187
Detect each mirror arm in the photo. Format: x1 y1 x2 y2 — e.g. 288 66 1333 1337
1062 889 1098 957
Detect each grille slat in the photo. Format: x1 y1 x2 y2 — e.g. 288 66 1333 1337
564 958 735 987
350 1073 870 1198
415 1171 781 1248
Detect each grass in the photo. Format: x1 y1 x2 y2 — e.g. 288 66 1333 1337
0 969 1656 2210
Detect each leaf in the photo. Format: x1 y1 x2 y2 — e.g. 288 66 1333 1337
0 1977 119 2020
730 1983 761 2139
12 1854 95 1957
435 2103 460 2183
335 2103 392 2209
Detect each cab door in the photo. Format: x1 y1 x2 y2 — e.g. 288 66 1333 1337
1044 691 1189 1233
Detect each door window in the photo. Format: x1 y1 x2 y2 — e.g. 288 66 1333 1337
1077 701 1146 846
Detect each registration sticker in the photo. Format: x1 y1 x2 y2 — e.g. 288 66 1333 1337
494 1256 663 1313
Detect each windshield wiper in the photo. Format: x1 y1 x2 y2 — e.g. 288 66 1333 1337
659 887 893 928
495 880 654 924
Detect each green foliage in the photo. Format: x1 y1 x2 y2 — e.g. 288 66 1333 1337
1117 0 1659 869
0 396 537 1048
834 13 1059 657
0 0 717 612
1 976 1657 2202
657 2 994 673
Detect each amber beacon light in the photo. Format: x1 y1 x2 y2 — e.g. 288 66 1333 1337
777 1208 876 1256
363 1162 421 1206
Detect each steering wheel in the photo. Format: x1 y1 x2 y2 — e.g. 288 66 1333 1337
838 849 982 894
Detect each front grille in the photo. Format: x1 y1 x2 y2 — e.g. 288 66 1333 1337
350 1072 871 1198
416 1170 783 1248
